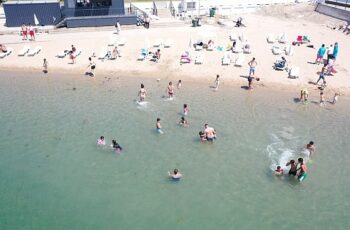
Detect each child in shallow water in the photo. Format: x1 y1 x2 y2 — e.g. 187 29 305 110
112 139 122 152
274 166 283 176
97 136 106 145
179 116 189 127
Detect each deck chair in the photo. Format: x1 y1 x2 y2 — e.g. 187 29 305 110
272 46 283 55
195 53 204 64
18 46 30 56
195 44 203 51
222 52 231 65
153 39 163 47
296 35 303 44
267 34 276 43
235 53 245 67
164 39 172 48
278 33 287 43
98 48 108 60
0 48 13 58
232 42 242 53
27 46 42 56
288 66 300 79
108 36 117 46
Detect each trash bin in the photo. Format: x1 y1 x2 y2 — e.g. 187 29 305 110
209 8 216 17
192 19 197 27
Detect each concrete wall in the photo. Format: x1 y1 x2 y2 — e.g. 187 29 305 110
315 3 350 22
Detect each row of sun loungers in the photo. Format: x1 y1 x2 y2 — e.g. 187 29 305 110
0 46 42 58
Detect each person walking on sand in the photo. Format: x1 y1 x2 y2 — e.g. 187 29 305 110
21 24 28 40
87 57 96 77
315 66 326 85
28 24 35 40
183 104 189 116
138 83 147 102
214 75 220 90
115 20 121 34
43 58 48 74
248 57 257 77
332 42 339 61
315 44 326 64
326 44 333 63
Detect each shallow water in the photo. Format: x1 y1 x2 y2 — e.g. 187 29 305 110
1 72 350 230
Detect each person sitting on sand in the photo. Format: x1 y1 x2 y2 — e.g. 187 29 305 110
138 83 147 102
306 141 315 156
274 57 286 69
168 168 182 180
179 117 189 128
97 136 106 145
274 166 283 176
153 49 161 62
112 139 122 152
286 160 297 176
235 17 243 27
0 44 7 53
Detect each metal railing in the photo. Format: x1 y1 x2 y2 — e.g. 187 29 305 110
325 0 350 9
61 7 128 18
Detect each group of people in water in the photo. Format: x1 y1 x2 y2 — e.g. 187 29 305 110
274 141 315 182
97 136 123 152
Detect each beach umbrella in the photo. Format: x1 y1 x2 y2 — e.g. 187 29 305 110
34 13 39 26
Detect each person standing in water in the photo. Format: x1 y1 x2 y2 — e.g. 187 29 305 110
286 160 297 176
214 75 220 91
179 117 189 128
320 91 325 106
204 124 216 141
167 81 175 99
300 88 309 102
297 158 308 182
156 118 163 134
274 166 283 176
168 168 182 180
177 80 182 89
138 83 147 102
43 58 48 74
183 104 189 116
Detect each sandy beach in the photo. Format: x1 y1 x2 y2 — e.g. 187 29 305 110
1 4 350 96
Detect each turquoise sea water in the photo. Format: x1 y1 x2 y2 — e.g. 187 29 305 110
1 72 350 229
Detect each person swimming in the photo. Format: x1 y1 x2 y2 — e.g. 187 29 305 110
183 104 189 116
156 118 163 134
168 168 182 180
138 83 147 102
286 159 297 176
112 139 122 152
179 116 189 127
167 81 175 98
274 166 283 176
97 136 106 145
306 141 315 156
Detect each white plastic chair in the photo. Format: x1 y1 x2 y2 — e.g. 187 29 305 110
27 46 42 56
235 53 245 67
18 46 30 56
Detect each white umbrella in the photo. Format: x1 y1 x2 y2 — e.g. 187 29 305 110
34 14 39 26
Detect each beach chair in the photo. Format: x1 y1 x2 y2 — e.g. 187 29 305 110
117 38 126 46
195 44 203 51
285 44 294 56
0 48 13 58
57 50 69 58
138 48 148 61
278 33 287 43
302 35 310 43
18 46 30 56
232 42 242 53
267 34 276 43
272 46 283 55
296 35 303 45
194 53 204 64
164 39 172 48
74 49 82 57
207 44 214 51
98 48 108 60
222 52 231 65
27 46 42 56
235 53 245 67
153 39 163 47
108 36 117 46
288 66 300 79
229 32 237 41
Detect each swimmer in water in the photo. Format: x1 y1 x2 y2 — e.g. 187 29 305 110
167 81 175 98
286 159 297 176
112 139 123 152
199 131 207 141
138 83 147 102
274 166 283 176
297 158 308 182
179 116 189 128
306 141 315 156
97 136 106 145
204 124 216 141
177 80 182 89
156 118 163 134
168 168 182 179
183 104 189 116
214 75 220 91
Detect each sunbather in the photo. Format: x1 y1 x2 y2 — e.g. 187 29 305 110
0 44 7 53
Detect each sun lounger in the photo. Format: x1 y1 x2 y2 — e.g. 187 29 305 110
117 38 126 46
108 36 117 46
272 46 283 55
195 44 203 51
18 46 30 56
153 39 163 47
267 34 276 43
98 48 108 60
232 42 242 53
288 66 300 79
164 39 172 48
235 53 245 67
229 33 237 41
27 46 42 56
57 50 69 58
195 53 204 64
278 33 287 43
0 48 13 58
222 52 231 65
